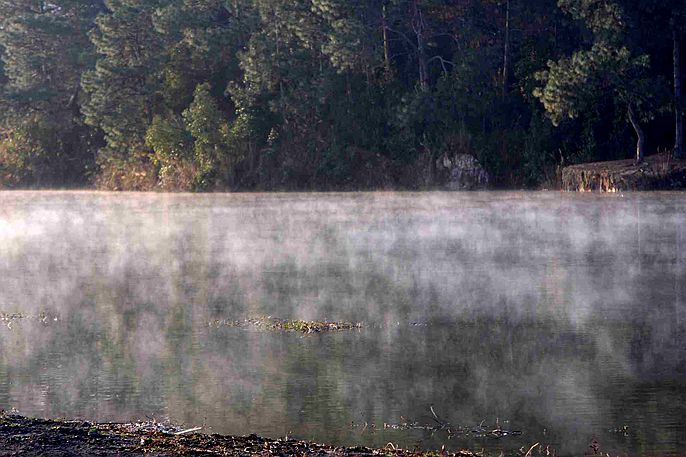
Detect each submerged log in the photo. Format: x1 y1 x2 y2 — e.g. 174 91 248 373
561 154 686 192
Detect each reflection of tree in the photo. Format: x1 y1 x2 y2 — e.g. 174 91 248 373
3 305 686 451
0 193 685 454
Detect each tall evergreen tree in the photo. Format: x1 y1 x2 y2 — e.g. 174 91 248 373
0 0 103 186
85 0 253 190
82 0 168 159
0 0 680 191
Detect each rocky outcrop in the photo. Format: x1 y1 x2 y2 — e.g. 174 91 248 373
562 154 686 192
438 153 490 190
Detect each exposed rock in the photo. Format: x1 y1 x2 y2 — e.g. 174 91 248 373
438 154 490 190
561 154 686 192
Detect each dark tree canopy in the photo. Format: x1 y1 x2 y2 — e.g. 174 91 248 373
0 0 683 190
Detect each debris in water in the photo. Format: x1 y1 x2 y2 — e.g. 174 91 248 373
365 408 522 441
208 316 363 334
0 311 59 329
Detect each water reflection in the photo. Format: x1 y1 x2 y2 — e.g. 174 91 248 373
0 191 684 455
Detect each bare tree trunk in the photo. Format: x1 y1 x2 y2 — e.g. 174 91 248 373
67 85 80 115
628 104 645 164
502 0 510 98
420 136 436 186
675 30 683 158
381 0 391 76
411 0 429 91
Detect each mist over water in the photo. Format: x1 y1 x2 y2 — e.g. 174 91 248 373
0 191 684 455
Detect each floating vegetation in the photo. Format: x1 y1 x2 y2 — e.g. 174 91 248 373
0 311 59 329
271 318 362 333
357 407 522 441
608 425 630 436
469 418 522 440
208 316 363 334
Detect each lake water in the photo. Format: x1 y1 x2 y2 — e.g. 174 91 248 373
0 191 684 456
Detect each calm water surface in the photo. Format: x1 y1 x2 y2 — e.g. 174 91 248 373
0 191 684 456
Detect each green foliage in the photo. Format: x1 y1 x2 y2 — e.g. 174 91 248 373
181 83 230 189
145 114 193 188
533 0 673 163
146 115 192 164
0 0 102 187
0 114 92 187
82 0 166 157
0 120 49 187
0 0 684 189
557 0 624 39
534 44 652 126
145 82 247 190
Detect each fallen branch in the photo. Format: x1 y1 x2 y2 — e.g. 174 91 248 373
174 427 203 435
524 442 540 457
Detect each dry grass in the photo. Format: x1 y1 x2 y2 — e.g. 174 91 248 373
94 154 159 191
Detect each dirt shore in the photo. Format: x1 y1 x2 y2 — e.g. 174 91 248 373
0 413 482 457
561 153 686 192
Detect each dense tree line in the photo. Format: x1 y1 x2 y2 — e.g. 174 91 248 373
0 0 684 191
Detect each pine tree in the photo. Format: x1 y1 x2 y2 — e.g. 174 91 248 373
0 0 103 186
0 0 680 190
82 0 170 161
85 0 254 189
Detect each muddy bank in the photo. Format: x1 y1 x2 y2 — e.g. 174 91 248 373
0 413 482 457
561 154 686 192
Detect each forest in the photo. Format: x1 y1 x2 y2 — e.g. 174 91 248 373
0 0 684 191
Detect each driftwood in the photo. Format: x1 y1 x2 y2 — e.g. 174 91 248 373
561 154 686 192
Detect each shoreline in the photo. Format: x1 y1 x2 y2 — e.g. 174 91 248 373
561 154 686 192
0 413 483 457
